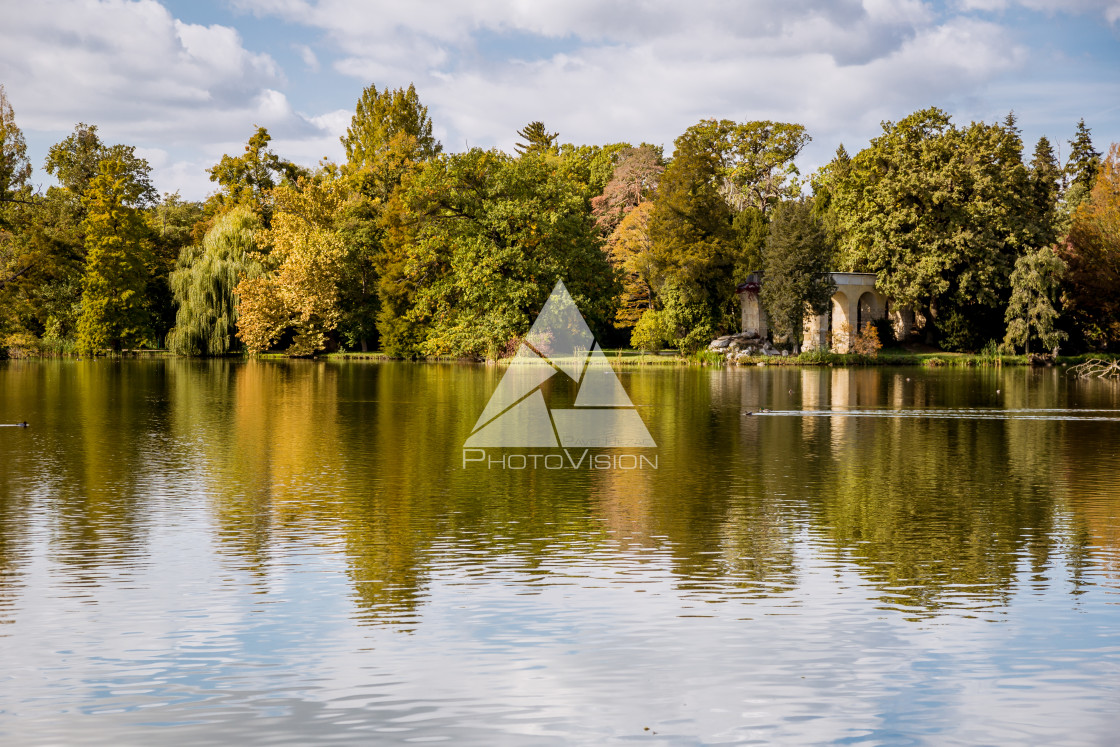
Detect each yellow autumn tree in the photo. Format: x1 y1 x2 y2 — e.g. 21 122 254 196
606 201 658 328
235 175 346 356
1060 142 1120 348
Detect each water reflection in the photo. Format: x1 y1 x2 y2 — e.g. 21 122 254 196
1 359 1120 743
2 361 1119 621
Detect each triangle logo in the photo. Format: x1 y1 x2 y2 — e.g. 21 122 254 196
465 280 656 448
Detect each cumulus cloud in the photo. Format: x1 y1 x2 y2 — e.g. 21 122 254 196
0 0 340 196
224 0 1029 165
957 0 1120 22
0 0 1112 198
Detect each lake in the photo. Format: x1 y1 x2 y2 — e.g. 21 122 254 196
1 359 1119 745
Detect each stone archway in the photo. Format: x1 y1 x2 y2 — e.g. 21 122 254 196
754 272 892 352
857 291 881 334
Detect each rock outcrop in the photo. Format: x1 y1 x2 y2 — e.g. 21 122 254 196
708 333 786 363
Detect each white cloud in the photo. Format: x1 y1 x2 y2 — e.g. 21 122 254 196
294 43 320 71
957 0 1120 19
0 0 1112 199
0 0 339 197
224 0 1029 172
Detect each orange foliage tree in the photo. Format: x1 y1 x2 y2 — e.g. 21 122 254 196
1059 143 1120 348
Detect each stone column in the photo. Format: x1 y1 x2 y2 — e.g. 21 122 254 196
803 312 829 351
737 274 768 338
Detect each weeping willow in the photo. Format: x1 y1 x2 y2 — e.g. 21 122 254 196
167 207 262 355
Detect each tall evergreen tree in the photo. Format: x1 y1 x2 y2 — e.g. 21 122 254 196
1028 136 1062 247
514 121 559 155
1066 118 1101 201
760 201 835 353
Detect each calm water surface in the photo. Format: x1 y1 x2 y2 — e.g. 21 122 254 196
1 359 1119 745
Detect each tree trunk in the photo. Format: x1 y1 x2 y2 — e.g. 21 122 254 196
924 294 939 346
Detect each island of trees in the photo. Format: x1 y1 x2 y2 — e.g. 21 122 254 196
1 82 1117 360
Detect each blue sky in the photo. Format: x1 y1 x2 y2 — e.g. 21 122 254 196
1 0 1118 200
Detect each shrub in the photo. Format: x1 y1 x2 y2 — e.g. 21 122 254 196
850 322 882 357
631 309 671 351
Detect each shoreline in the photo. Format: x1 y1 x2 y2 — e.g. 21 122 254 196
4 348 1117 369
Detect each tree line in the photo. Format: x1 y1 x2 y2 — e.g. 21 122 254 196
1 81 1116 358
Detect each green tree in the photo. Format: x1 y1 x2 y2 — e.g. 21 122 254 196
341 82 441 169
45 124 155 207
76 155 154 354
558 142 634 201
1003 246 1067 354
1065 118 1101 205
206 126 304 223
629 306 671 351
722 120 811 213
377 148 617 357
338 84 443 351
760 201 835 353
0 85 31 210
648 123 737 341
731 206 768 279
147 192 204 347
45 123 104 199
1028 136 1062 246
514 121 559 156
828 108 1031 349
168 206 261 355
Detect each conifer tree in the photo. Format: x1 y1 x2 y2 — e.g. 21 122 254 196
514 121 559 155
760 201 835 353
1065 119 1101 205
1028 136 1061 246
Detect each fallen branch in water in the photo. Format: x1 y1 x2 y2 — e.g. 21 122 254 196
1068 358 1120 379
